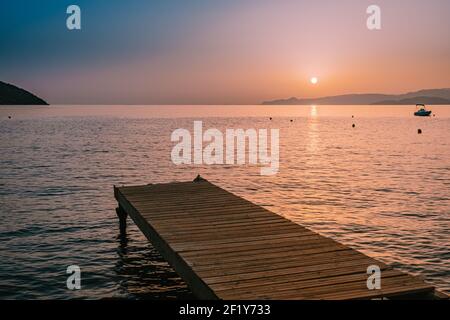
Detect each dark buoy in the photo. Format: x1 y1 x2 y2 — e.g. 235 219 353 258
269 117 273 120
352 124 355 128
290 119 293 122
418 129 422 134
8 116 11 119
352 115 354 118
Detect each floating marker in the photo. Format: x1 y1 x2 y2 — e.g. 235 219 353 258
352 124 355 128
418 129 422 134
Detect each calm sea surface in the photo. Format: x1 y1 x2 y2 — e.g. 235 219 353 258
0 105 449 299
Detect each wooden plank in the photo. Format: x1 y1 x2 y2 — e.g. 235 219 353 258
143 207 287 220
183 246 351 269
199 256 383 285
191 249 364 273
169 231 317 249
179 237 340 258
159 224 306 242
137 204 265 217
149 214 290 229
213 269 404 297
172 233 328 253
130 195 249 208
193 250 370 276
211 263 387 292
220 274 434 300
114 179 444 300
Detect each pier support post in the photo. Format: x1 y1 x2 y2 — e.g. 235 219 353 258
116 205 128 237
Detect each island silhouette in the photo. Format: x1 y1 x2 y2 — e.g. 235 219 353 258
263 88 450 105
0 81 48 105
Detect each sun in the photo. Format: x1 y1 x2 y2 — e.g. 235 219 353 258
310 77 319 85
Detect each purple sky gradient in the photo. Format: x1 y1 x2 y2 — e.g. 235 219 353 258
1 0 449 104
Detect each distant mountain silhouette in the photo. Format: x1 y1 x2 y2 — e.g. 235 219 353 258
0 81 48 105
373 96 450 105
262 88 450 105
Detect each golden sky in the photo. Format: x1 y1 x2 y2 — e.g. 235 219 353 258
2 0 450 104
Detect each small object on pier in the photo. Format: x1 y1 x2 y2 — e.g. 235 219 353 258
352 124 356 128
193 174 206 182
290 119 293 122
418 129 422 134
269 117 272 121
352 115 354 118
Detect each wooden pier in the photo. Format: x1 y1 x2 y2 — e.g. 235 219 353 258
114 177 447 300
